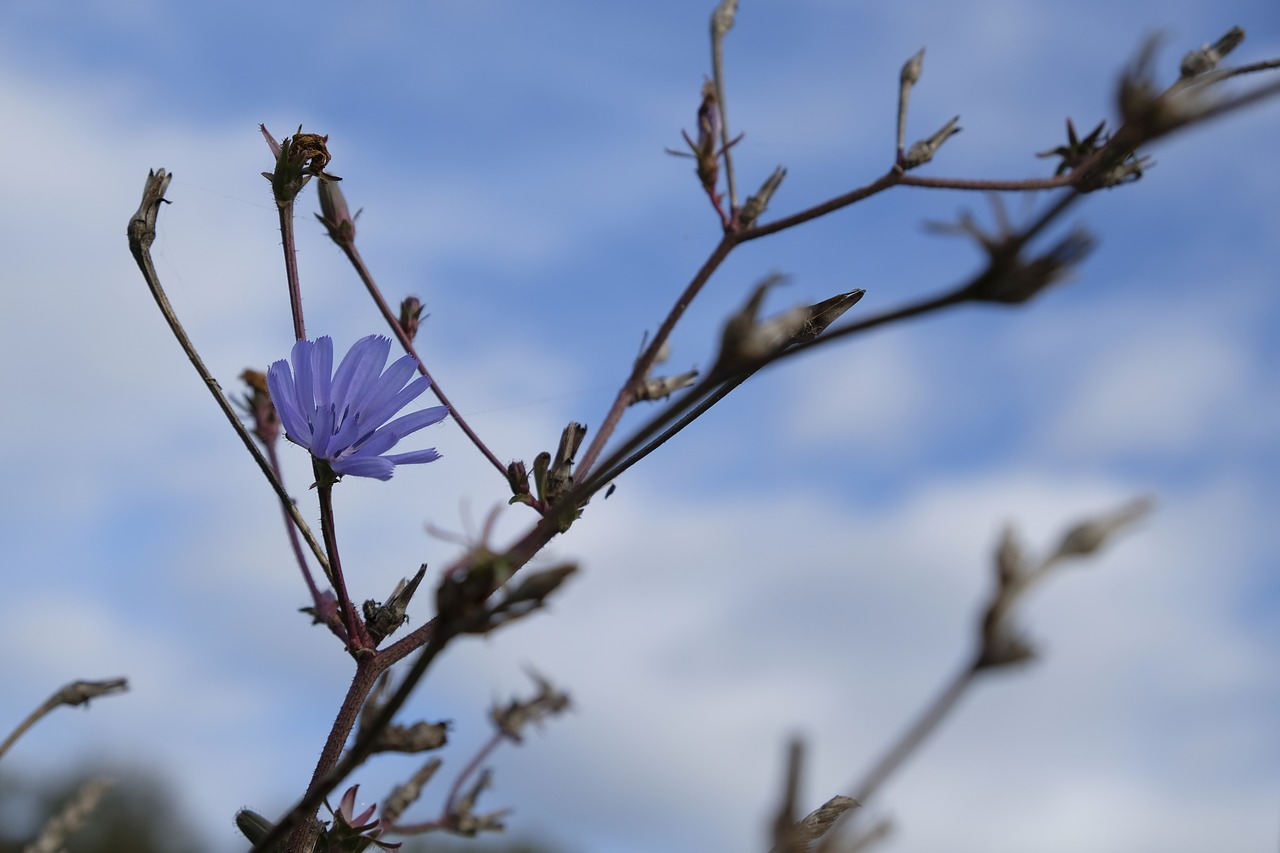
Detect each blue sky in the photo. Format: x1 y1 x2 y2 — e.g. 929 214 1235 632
0 2 1277 852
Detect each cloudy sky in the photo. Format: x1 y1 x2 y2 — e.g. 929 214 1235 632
0 1 1277 852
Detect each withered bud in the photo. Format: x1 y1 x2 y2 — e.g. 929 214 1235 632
1036 118 1108 176
381 759 442 825
531 451 552 503
502 564 579 611
711 0 739 39
545 421 587 504
900 47 925 88
53 678 129 708
316 178 358 245
976 627 1038 670
635 369 700 401
435 554 502 632
969 228 1097 304
374 719 450 754
260 124 341 206
362 565 427 646
994 525 1024 588
398 296 426 342
490 670 572 743
1180 26 1246 79
239 369 280 446
714 273 808 374
794 289 865 343
902 115 961 169
1052 496 1153 561
449 769 509 837
737 166 787 229
506 459 533 505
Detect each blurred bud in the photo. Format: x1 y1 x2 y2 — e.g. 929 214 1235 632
902 115 961 169
635 369 700 401
398 296 426 342
239 369 280 446
714 273 809 373
316 178 358 245
381 759 442 825
737 166 787 229
900 47 925 88
1180 26 1245 78
490 670 572 743
970 228 1097 304
374 719 450 754
1036 118 1108 177
995 525 1024 588
1052 496 1153 561
711 0 738 39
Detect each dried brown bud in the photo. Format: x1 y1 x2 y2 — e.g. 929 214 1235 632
902 115 961 169
316 178 357 245
398 296 425 342
239 369 280 446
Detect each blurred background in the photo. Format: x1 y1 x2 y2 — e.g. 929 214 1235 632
0 1 1276 851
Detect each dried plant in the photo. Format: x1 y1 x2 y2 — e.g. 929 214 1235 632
5 6 1266 853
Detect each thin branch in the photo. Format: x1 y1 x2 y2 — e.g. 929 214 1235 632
128 170 331 577
711 0 741 215
331 234 508 479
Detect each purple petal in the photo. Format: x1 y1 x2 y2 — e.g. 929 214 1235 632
331 455 395 480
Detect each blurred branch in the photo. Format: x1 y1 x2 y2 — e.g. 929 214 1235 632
23 776 114 853
790 499 1152 848
0 679 128 764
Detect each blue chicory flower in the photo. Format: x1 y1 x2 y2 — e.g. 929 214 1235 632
267 335 447 481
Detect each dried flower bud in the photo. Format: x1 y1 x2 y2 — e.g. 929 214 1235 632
374 719 450 754
316 178 357 245
711 0 738 39
239 369 280 446
714 273 809 373
506 459 533 505
545 421 587 505
737 166 787 229
260 124 341 206
902 115 961 169
900 47 925 88
794 289 865 343
1180 26 1246 78
398 296 426 342
1052 496 1153 561
995 525 1024 587
635 369 700 401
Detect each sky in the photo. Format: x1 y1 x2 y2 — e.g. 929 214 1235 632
0 2 1277 852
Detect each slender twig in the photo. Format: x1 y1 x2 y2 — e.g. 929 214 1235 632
0 680 128 764
315 468 373 654
333 239 508 478
128 170 331 577
853 662 977 805
574 235 735 479
267 441 341 634
279 206 306 341
711 0 740 215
